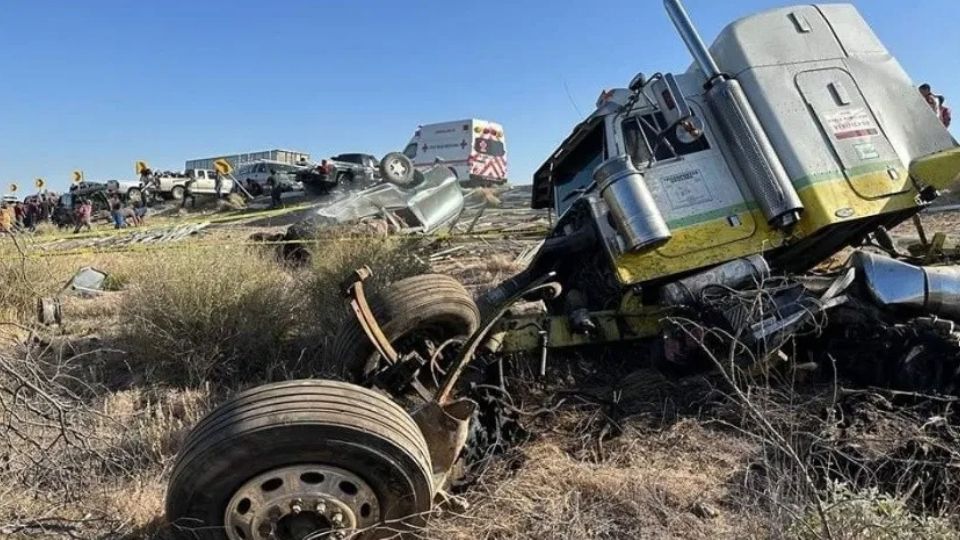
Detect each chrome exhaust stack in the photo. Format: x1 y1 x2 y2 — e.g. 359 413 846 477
852 251 960 320
663 0 722 82
663 0 805 230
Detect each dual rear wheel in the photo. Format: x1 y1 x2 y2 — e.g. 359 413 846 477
166 275 480 540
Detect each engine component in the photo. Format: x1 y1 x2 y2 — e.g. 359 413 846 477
661 254 770 305
851 251 960 320
593 155 671 251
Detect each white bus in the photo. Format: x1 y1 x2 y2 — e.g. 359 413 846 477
403 119 508 186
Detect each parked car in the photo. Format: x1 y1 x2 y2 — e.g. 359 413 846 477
154 169 235 200
52 184 112 228
234 160 305 196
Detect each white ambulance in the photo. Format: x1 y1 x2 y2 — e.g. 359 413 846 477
402 119 508 186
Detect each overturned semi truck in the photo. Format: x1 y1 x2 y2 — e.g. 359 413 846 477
165 2 960 539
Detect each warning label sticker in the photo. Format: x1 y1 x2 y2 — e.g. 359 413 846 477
662 169 712 210
824 108 879 140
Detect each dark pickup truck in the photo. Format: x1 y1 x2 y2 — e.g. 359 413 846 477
296 153 380 193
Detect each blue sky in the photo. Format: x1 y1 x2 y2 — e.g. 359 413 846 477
0 0 956 192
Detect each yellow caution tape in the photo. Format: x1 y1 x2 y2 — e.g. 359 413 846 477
0 229 546 261
32 202 314 242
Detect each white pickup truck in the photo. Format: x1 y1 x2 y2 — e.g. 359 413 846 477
105 179 144 202
153 169 235 200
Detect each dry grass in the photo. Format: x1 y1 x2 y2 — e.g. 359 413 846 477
453 252 525 291
0 236 146 327
789 481 957 540
4 226 960 540
118 247 302 385
429 418 760 539
0 342 211 538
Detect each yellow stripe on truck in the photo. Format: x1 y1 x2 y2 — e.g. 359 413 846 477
613 168 920 285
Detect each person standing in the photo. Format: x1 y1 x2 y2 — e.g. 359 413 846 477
73 199 93 233
181 179 196 209
0 203 13 234
268 170 283 208
40 195 52 222
13 202 24 230
214 170 224 199
938 95 952 128
139 168 156 206
111 201 126 229
24 198 39 232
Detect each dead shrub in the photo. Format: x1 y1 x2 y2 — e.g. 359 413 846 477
0 343 212 538
223 192 246 210
119 247 300 385
789 481 957 540
664 308 960 538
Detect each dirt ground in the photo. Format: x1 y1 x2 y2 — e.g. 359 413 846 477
2 199 960 539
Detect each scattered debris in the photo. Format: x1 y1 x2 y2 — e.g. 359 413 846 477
64 267 108 296
312 165 465 233
29 222 211 255
38 267 119 325
692 501 720 520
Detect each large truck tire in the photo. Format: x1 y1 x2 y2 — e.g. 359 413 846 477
165 379 434 540
329 274 480 382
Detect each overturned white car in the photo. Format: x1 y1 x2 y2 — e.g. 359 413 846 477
313 155 464 234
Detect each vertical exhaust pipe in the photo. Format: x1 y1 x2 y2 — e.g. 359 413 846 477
663 0 722 82
662 0 805 230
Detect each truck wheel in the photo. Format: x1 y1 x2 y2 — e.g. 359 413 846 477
379 153 416 187
166 379 434 540
329 274 480 382
126 187 142 203
171 185 185 200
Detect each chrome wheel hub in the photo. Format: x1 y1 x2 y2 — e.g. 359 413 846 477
224 465 380 540
388 159 407 177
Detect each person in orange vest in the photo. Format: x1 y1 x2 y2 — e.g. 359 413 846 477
0 202 13 234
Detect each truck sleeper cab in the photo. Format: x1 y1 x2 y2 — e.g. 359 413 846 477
533 3 959 289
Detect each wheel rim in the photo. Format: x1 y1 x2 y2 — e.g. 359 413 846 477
387 159 407 179
224 465 380 540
